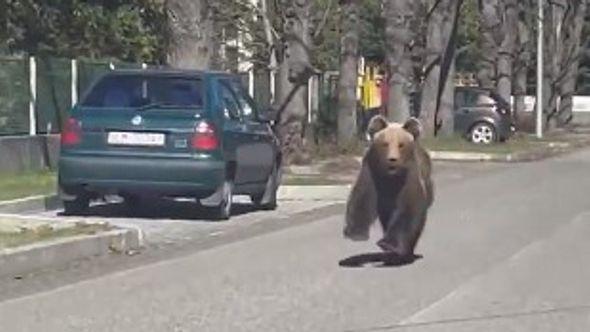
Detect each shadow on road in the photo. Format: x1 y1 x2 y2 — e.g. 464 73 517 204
339 252 423 268
57 198 257 222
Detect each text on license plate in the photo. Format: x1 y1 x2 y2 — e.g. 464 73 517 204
107 132 165 146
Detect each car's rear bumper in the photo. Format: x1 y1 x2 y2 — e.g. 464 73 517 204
497 119 516 140
59 153 225 198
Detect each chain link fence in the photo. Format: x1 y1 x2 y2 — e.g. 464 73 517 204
0 56 150 136
0 57 30 135
36 57 71 133
1 56 326 137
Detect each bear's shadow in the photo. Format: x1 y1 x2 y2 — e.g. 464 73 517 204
338 252 423 268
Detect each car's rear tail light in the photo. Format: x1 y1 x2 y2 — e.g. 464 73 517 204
61 118 82 146
191 121 219 151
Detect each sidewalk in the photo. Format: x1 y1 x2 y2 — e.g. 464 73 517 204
0 215 142 279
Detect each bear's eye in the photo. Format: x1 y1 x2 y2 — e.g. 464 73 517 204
379 141 388 147
399 143 405 149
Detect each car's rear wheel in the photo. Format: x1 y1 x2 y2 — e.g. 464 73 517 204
251 164 281 211
469 122 497 144
63 195 90 216
213 179 233 220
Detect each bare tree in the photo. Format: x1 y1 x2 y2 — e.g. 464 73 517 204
556 0 588 126
274 0 317 164
513 0 534 124
337 0 360 144
382 0 418 123
496 0 518 104
540 0 589 129
166 0 214 69
246 0 333 164
420 0 462 137
477 0 518 104
476 0 499 90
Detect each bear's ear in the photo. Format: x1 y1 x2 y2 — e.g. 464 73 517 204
366 115 389 140
403 117 422 139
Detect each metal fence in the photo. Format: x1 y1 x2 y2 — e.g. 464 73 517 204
0 56 147 136
0 57 30 135
0 56 328 137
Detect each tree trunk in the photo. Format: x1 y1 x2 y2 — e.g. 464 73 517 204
544 0 566 130
476 0 500 90
276 60 308 164
382 0 415 124
261 0 278 104
438 58 456 136
166 0 214 69
421 0 461 137
559 62 577 126
275 0 315 165
496 0 518 104
337 0 360 144
556 0 587 126
419 0 444 136
513 65 527 126
513 1 533 126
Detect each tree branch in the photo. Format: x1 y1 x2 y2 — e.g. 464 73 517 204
313 0 335 39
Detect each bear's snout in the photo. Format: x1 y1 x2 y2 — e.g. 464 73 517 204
386 156 402 172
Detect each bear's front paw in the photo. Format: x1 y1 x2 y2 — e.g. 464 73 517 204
377 239 398 252
343 227 369 241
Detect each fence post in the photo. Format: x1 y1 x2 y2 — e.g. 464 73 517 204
71 59 78 107
307 76 313 124
270 70 275 104
248 69 255 98
29 56 37 136
310 75 319 124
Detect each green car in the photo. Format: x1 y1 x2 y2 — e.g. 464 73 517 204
59 70 282 220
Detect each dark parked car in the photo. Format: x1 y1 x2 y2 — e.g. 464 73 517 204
454 86 515 144
410 86 515 144
59 70 281 220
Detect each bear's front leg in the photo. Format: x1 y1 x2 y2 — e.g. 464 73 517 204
343 160 378 241
376 208 412 257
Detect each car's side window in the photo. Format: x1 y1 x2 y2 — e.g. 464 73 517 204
219 82 241 121
475 93 495 106
230 81 258 122
463 90 479 107
454 91 465 109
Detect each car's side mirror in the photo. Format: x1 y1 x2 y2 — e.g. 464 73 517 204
258 107 276 124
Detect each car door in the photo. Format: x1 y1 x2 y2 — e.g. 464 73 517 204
228 80 275 184
217 80 249 186
454 89 471 133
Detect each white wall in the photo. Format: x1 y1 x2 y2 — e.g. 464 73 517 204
511 96 590 113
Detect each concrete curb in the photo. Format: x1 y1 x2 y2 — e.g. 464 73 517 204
278 185 350 201
0 228 143 278
429 151 503 161
0 195 61 214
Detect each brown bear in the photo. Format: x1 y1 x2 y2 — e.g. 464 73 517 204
343 115 434 264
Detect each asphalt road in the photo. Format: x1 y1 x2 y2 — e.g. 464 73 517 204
1 151 590 331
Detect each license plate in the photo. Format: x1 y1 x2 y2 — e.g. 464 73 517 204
107 131 165 147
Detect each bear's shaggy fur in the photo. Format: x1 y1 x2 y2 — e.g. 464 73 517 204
343 115 434 261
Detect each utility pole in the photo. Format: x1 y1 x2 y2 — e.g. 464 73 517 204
536 0 544 138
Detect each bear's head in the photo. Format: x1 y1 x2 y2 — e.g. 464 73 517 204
366 115 422 176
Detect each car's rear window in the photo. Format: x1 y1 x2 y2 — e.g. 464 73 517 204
82 75 204 108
